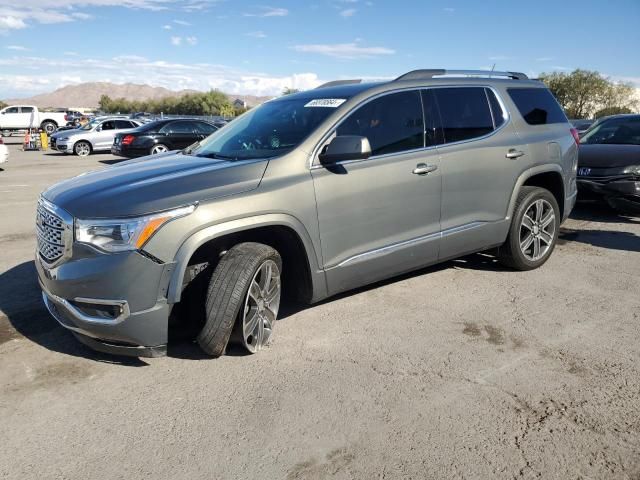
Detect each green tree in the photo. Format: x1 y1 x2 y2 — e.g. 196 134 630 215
594 106 633 118
539 69 638 119
282 87 300 96
0 100 7 110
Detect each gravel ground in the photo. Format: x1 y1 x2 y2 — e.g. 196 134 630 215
1 137 639 479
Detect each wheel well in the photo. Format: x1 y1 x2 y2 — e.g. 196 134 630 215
185 226 313 304
41 120 57 127
522 171 564 218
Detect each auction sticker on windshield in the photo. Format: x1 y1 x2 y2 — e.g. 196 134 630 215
304 99 347 108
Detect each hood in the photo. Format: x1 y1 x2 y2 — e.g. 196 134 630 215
43 152 269 218
578 144 640 168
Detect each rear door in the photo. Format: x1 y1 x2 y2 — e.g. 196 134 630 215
20 107 36 128
433 86 530 259
160 120 200 149
311 89 442 295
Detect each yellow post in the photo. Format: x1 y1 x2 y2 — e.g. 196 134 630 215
40 132 49 150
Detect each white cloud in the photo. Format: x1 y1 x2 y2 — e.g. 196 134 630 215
0 0 184 31
162 24 171 29
6 45 29 51
292 42 395 60
185 36 197 45
171 36 182 46
340 8 356 17
243 6 288 17
173 19 190 25
0 54 326 98
0 15 27 31
246 30 267 38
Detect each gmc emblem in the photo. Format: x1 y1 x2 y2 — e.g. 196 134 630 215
578 167 591 176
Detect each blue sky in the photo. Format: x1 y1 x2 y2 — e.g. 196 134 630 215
1 0 639 98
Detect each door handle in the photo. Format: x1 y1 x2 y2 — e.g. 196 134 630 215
412 163 438 175
505 149 525 159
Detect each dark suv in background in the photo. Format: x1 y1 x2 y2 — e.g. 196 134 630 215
112 118 219 157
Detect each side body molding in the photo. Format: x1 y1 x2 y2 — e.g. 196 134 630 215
166 213 328 304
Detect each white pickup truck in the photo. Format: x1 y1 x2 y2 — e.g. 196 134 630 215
0 105 68 136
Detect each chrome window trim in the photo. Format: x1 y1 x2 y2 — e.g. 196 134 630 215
309 85 511 169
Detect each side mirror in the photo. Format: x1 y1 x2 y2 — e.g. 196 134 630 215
318 135 372 165
96 125 102 132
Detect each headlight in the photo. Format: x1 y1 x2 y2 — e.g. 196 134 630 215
622 165 640 175
59 137 69 141
75 204 196 252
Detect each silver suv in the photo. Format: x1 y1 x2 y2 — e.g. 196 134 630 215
36 69 578 358
55 118 140 156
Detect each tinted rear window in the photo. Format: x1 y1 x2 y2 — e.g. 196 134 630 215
508 88 567 125
434 87 494 143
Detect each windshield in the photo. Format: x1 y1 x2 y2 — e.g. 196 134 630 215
580 117 640 145
190 97 343 160
79 119 100 131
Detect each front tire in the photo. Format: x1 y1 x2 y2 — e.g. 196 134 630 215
498 186 560 270
197 242 282 357
74 141 91 157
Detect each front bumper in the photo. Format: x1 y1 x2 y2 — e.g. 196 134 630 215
56 143 73 154
577 177 640 201
36 245 176 357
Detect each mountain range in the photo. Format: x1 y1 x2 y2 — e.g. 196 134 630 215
2 82 273 109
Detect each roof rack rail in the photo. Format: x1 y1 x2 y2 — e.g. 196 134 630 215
394 69 529 82
315 79 362 89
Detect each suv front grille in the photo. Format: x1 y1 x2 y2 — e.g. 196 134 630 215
36 201 68 264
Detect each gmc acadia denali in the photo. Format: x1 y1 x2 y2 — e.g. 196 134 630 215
36 69 578 358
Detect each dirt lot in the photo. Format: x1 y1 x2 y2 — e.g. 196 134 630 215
1 136 639 479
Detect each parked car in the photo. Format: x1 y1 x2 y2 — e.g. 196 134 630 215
0 105 67 135
577 114 640 213
55 118 141 156
0 137 8 167
50 116 120 150
570 118 595 135
111 118 219 157
36 68 577 358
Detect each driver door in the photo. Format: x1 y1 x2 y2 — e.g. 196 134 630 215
93 120 116 149
311 89 442 295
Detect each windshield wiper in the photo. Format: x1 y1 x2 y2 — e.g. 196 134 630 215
196 152 238 161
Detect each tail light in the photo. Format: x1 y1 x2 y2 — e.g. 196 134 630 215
64 114 69 121
121 135 135 146
570 128 580 146
0 137 3 144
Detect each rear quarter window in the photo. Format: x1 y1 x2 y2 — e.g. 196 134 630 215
508 88 567 125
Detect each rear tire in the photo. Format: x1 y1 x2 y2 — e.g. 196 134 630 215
498 186 560 271
41 121 56 135
150 144 169 155
197 242 282 357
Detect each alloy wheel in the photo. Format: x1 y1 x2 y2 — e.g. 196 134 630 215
519 199 556 261
151 145 168 154
240 259 281 353
75 142 90 157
